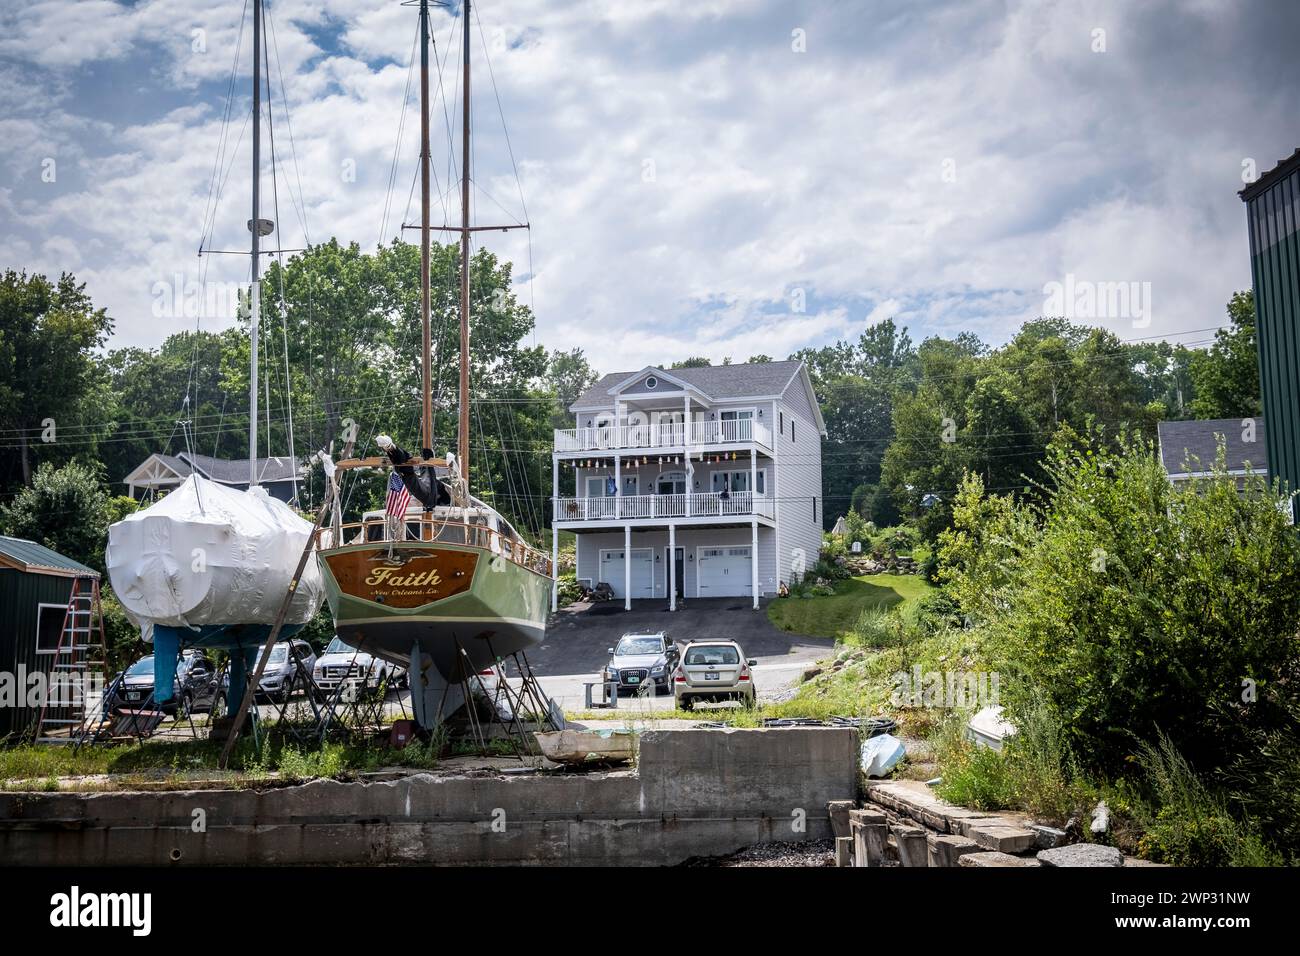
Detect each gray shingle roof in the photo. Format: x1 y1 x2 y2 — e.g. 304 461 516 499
1157 417 1268 477
0 535 99 577
571 360 804 409
179 453 303 484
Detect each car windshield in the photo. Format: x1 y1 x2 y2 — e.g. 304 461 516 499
325 637 354 655
259 645 289 665
616 637 663 656
685 646 740 665
125 657 154 677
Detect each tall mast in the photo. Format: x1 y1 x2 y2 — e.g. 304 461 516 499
419 0 433 453
248 0 262 486
458 0 472 480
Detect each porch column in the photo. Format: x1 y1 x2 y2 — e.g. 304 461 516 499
751 518 760 610
669 523 677 612
615 453 621 518
750 447 757 515
624 524 632 611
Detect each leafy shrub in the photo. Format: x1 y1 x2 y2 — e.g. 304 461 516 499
555 573 584 607
1135 733 1279 867
938 433 1300 775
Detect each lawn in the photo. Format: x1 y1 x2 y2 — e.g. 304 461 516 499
767 575 934 640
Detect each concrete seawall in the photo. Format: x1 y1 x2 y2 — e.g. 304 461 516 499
0 728 858 866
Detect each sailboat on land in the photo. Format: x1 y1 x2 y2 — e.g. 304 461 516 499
106 0 324 709
313 0 552 727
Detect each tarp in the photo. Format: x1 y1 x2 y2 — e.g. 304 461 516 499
107 475 324 642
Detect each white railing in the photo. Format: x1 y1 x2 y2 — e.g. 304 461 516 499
554 417 771 452
689 418 771 447
554 492 772 522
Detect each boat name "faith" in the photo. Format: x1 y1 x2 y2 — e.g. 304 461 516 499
365 566 443 588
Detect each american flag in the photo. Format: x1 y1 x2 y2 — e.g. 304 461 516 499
385 472 411 518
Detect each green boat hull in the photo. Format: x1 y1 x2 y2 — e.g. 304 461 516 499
316 540 551 683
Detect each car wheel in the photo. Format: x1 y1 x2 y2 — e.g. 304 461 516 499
175 692 192 720
210 693 227 720
679 696 692 712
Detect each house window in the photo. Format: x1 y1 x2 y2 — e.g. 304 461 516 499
780 411 784 435
35 604 69 655
586 476 608 498
791 417 797 441
645 376 658 389
812 496 818 521
711 469 766 494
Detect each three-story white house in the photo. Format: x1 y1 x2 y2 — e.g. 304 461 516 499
550 361 826 611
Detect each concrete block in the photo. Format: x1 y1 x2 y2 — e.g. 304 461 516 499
927 833 982 867
835 836 853 867
827 800 854 840
894 826 929 867
968 822 1037 854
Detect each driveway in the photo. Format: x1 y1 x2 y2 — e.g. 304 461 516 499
519 598 833 711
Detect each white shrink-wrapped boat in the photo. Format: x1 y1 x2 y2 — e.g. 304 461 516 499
106 474 324 704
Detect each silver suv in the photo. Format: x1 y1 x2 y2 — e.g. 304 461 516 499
603 632 671 696
673 640 757 710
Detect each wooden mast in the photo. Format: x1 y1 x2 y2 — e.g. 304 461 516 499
419 0 433 454
249 0 262 486
458 0 472 481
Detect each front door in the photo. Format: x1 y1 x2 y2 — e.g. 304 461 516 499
665 547 684 598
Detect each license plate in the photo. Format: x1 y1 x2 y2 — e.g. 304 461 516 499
127 691 141 700
627 676 640 684
706 673 720 681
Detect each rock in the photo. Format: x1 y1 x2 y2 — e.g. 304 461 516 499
1037 844 1125 867
959 851 1042 867
1090 800 1110 836
1028 823 1069 849
800 666 823 682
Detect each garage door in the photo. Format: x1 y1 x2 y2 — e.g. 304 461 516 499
599 549 654 598
696 546 752 597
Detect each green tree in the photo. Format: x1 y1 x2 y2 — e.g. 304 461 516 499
1189 291 1259 419
0 461 121 573
671 356 712 369
0 271 114 491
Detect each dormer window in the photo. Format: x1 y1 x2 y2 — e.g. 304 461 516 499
645 376 658 389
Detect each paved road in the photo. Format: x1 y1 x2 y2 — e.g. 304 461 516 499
519 597 832 711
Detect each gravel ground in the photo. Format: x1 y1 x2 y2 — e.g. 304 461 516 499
683 840 836 867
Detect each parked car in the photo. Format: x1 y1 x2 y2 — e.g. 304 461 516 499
255 639 317 703
603 632 672 695
313 636 396 698
106 650 222 718
672 641 757 710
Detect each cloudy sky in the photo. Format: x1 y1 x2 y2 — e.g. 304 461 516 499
1 0 1296 374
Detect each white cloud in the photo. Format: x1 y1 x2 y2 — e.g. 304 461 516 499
0 0 1293 379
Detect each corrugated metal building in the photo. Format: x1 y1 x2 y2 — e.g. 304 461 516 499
1241 149 1300 521
0 536 100 739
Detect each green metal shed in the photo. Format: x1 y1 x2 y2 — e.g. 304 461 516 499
0 536 100 739
1241 149 1300 522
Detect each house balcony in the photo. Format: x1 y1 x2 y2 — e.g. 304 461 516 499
554 418 772 454
554 491 775 525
